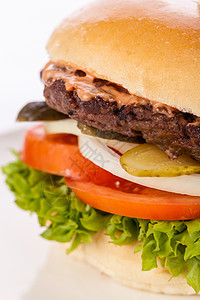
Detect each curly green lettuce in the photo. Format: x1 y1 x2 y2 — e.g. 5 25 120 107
2 157 200 293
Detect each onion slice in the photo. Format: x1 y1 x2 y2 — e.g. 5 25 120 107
44 119 137 154
78 135 200 196
44 119 200 196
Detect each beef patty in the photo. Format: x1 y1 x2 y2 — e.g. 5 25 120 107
43 79 200 162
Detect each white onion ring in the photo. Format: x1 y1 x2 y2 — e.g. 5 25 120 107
78 135 200 197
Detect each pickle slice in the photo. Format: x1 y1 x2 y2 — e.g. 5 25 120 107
120 144 200 177
17 102 67 121
77 122 144 143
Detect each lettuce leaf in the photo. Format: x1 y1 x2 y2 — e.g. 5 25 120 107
2 157 200 293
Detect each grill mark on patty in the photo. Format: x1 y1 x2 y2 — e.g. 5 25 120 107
43 79 200 162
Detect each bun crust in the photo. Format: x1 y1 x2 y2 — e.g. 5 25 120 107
47 0 200 117
69 231 195 295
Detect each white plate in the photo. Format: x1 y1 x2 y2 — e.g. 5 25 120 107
0 127 197 300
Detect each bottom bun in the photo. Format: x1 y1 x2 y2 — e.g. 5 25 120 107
64 231 195 295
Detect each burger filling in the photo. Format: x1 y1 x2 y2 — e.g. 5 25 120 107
42 62 200 162
3 61 200 294
2 148 200 294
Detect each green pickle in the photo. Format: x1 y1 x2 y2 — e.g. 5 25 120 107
17 102 67 121
120 144 200 177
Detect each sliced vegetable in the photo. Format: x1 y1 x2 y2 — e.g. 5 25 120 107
21 125 120 184
78 134 200 196
19 125 200 220
44 119 81 136
77 122 144 143
44 118 144 143
44 119 140 154
65 178 200 220
17 101 67 121
4 158 200 293
120 144 200 177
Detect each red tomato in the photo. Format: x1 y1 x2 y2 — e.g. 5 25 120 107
22 125 200 220
21 125 115 183
65 178 200 220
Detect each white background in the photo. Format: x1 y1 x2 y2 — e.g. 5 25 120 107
0 2 196 300
0 0 94 133
0 2 96 300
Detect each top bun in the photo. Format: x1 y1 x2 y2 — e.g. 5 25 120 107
47 0 200 117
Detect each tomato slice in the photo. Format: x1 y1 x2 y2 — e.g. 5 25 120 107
65 178 200 220
22 125 200 220
21 125 115 183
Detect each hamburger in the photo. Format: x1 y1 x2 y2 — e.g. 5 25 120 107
2 0 200 295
